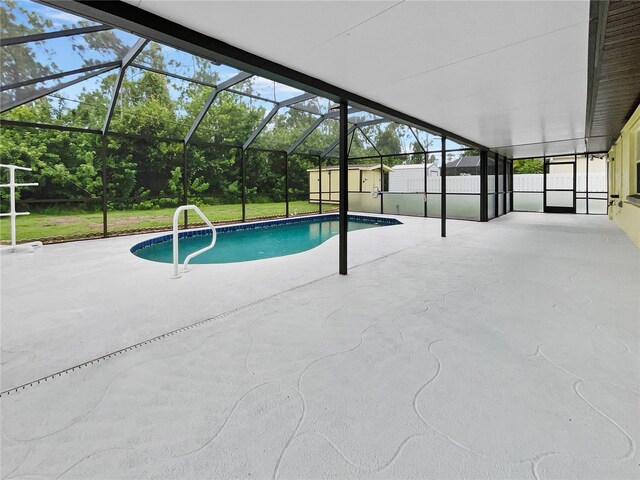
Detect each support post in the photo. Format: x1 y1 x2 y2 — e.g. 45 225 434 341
284 152 289 217
380 154 384 214
501 158 504 215
339 101 348 275
318 155 322 214
183 143 188 228
586 153 590 214
511 160 514 212
573 153 577 213
508 160 513 213
441 136 447 237
240 148 246 222
424 152 428 217
480 150 488 222
502 155 507 215
543 156 547 211
101 137 108 237
495 154 500 218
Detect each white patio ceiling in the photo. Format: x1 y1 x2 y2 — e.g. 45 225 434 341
124 0 590 158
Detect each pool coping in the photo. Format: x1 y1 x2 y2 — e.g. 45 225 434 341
130 213 402 254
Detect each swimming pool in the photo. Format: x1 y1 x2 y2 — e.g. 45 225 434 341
131 214 401 264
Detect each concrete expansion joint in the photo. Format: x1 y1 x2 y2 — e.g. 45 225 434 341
0 273 335 398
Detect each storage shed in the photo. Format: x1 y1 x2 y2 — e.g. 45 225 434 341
308 164 392 203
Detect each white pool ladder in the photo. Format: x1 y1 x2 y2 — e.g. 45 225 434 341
0 164 43 253
171 205 216 279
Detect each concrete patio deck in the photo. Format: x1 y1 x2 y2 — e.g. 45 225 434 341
1 213 638 479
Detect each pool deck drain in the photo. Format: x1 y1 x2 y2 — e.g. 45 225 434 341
1 213 638 479
0 273 335 397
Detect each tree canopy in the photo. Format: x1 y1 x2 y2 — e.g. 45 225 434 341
513 159 543 174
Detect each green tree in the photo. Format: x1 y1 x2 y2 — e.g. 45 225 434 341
409 141 425 164
513 159 543 174
373 124 402 156
460 149 479 156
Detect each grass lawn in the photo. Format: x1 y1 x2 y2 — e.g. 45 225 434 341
0 201 338 243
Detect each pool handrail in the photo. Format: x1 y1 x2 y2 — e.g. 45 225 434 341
171 205 216 279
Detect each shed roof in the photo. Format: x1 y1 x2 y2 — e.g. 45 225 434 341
392 163 438 170
307 164 392 173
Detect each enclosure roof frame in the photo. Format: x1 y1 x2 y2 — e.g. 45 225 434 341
102 37 149 135
0 24 112 47
0 64 120 114
0 61 121 92
184 71 253 144
0 1 489 156
38 0 487 152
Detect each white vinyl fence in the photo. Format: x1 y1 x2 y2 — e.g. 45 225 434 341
368 169 609 217
388 173 480 193
514 173 607 192
388 170 607 193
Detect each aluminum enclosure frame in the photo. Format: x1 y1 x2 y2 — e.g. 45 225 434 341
37 0 490 152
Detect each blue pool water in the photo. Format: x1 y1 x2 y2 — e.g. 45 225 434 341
131 214 401 264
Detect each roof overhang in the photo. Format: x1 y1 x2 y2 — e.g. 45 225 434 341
584 0 640 152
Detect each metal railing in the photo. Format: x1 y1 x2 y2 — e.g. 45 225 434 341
0 164 43 252
171 205 216 279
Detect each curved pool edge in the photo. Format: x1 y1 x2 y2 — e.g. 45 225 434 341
130 213 402 256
